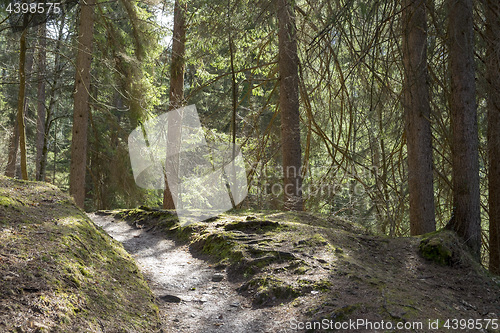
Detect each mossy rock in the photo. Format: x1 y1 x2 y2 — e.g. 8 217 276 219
419 230 473 266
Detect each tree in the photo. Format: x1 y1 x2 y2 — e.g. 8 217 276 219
446 0 481 258
486 0 500 274
36 23 47 181
38 14 68 182
163 0 186 209
402 0 435 235
14 17 30 180
277 0 303 211
70 0 95 208
5 115 19 178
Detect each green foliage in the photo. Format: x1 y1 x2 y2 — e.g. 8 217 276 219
0 0 494 263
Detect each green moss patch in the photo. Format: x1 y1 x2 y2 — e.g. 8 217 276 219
0 176 161 332
238 275 301 306
102 207 500 328
419 230 476 267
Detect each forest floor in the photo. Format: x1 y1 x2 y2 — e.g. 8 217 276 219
92 208 500 333
0 177 162 333
1 176 499 332
90 213 296 332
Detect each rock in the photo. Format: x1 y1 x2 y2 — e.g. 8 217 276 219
159 294 182 303
212 273 224 282
230 302 240 307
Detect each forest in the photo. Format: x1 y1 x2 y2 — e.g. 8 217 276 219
0 0 499 278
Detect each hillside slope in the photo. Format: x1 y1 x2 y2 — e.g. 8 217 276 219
0 174 498 333
108 207 500 332
0 177 161 333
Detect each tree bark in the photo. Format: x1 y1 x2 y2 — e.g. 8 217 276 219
402 0 436 235
5 117 19 178
6 22 34 179
486 0 500 274
36 23 47 181
40 15 66 182
278 0 303 211
70 0 95 208
17 24 28 180
447 0 481 258
163 0 186 209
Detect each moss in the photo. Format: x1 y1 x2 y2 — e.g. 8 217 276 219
191 232 244 265
293 265 309 275
240 276 301 306
419 230 460 266
224 219 281 233
0 195 19 208
0 176 161 332
297 279 332 292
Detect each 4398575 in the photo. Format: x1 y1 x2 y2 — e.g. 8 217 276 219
6 2 61 14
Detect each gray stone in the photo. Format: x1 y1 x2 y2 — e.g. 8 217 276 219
212 273 224 282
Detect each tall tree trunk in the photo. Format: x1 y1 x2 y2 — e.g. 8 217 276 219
70 0 95 208
17 24 28 180
6 22 34 179
36 23 47 181
5 117 19 178
40 14 66 181
278 0 303 211
486 0 500 274
402 0 436 235
447 0 481 258
163 0 186 209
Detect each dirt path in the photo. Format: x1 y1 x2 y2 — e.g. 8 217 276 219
89 213 291 333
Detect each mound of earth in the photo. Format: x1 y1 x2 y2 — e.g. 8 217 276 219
106 207 500 333
0 177 161 333
1 174 499 333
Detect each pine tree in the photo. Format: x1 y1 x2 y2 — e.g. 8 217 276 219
402 0 436 235
163 0 186 210
486 0 500 273
70 0 95 208
278 0 303 211
447 0 481 258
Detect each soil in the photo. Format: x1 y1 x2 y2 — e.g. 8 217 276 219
0 177 162 333
91 209 500 333
90 213 301 333
1 176 499 333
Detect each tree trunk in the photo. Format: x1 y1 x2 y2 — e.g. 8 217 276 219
486 0 500 274
6 22 34 179
40 14 66 182
70 0 95 208
5 117 19 178
447 0 481 258
163 0 186 209
36 23 47 181
17 24 28 180
278 0 303 211
402 0 436 235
